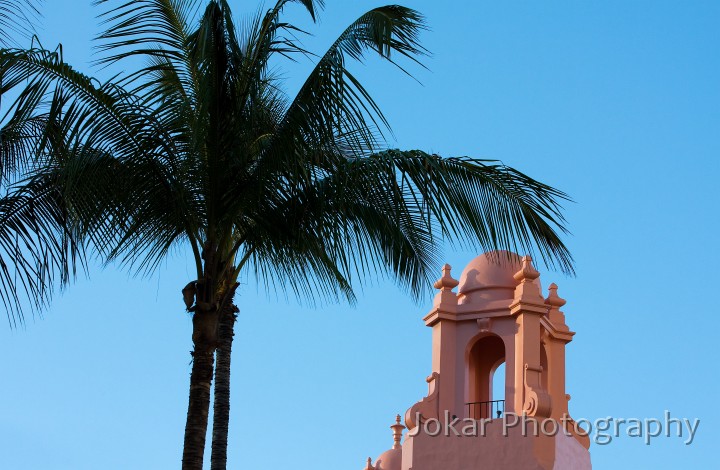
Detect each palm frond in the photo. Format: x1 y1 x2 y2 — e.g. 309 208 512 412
274 5 428 156
0 0 42 47
357 150 574 276
0 172 81 326
93 0 203 66
248 148 573 302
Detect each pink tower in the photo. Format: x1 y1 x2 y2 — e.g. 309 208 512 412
364 251 591 470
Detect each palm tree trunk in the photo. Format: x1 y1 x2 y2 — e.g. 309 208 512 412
210 303 238 470
182 308 219 470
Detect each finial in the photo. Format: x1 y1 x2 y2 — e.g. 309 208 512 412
390 414 406 449
364 457 375 470
545 283 566 307
544 282 569 330
513 255 540 281
433 264 459 290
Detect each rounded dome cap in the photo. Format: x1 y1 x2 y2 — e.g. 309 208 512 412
457 251 538 303
458 251 521 292
374 447 402 470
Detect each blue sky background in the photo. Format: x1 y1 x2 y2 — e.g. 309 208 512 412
1 1 718 468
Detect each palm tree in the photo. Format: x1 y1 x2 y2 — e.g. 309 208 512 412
0 1 574 469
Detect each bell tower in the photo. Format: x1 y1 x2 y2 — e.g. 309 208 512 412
363 251 591 470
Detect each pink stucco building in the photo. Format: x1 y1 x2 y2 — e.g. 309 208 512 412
364 251 591 470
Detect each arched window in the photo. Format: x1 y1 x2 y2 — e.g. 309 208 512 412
467 335 505 419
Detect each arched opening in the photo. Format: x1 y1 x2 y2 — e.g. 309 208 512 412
467 335 505 419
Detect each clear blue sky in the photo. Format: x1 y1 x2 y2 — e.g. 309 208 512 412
1 1 718 468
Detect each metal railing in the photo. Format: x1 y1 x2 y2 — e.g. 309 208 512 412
466 399 505 420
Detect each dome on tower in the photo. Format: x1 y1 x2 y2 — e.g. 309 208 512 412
457 251 540 304
373 447 402 470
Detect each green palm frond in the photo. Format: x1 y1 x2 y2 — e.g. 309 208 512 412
94 0 203 65
1 46 147 159
0 0 42 47
247 148 572 302
362 150 573 275
0 172 81 326
271 6 428 161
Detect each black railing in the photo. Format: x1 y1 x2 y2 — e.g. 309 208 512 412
466 399 505 420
